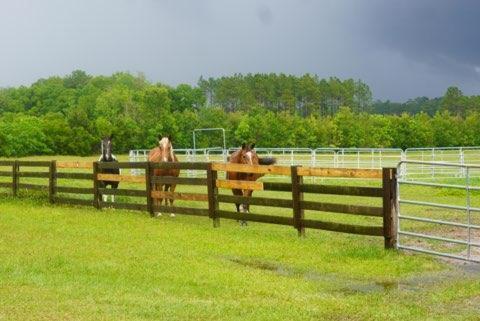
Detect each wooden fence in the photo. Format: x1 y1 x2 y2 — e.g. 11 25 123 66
0 160 397 249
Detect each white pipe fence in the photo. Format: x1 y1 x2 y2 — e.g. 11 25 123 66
129 146 480 178
396 161 480 263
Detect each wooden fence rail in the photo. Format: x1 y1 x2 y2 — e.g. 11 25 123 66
0 160 398 249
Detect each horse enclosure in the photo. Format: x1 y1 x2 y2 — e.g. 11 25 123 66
130 146 480 179
0 160 397 249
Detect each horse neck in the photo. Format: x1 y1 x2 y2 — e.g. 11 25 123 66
100 142 113 161
169 150 177 162
229 150 242 163
151 147 176 162
99 154 114 162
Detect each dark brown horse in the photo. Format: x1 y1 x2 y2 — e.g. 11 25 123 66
148 135 180 217
98 136 119 203
227 143 276 225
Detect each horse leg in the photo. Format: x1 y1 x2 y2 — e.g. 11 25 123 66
111 183 118 203
168 184 176 217
154 183 162 217
99 182 107 203
239 189 253 226
244 190 253 213
233 188 248 226
232 188 243 225
102 183 107 203
163 184 173 217
232 188 242 212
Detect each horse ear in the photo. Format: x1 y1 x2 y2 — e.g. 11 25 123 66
109 134 114 140
250 143 255 150
158 135 162 141
168 135 173 142
241 143 246 150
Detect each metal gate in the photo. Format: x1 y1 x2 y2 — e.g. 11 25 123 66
396 161 480 262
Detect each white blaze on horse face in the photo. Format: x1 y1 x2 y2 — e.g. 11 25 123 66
106 141 112 158
159 137 171 162
245 151 253 165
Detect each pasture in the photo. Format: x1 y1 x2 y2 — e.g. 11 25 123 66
1 155 480 320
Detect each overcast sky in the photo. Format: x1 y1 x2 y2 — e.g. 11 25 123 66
1 0 479 101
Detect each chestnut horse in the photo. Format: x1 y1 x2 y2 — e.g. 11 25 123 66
227 143 276 225
148 135 180 217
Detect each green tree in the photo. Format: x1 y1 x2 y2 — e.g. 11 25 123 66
441 86 467 117
0 114 51 157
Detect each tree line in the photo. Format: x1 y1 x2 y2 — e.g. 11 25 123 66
0 70 479 157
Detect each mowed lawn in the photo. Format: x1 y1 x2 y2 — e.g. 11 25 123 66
1 195 480 321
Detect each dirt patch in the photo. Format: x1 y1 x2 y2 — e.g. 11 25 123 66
401 230 480 264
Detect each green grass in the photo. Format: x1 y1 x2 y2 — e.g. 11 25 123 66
1 196 480 320
1 155 480 320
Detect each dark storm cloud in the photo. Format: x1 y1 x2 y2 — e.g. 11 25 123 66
359 0 480 80
257 5 273 25
0 0 479 100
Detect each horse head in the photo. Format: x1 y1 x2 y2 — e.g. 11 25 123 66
233 143 276 166
237 143 259 166
100 135 114 161
157 135 175 162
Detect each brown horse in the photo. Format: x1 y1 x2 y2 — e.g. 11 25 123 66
148 135 180 217
227 143 276 225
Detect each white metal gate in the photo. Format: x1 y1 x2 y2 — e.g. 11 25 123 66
396 161 480 262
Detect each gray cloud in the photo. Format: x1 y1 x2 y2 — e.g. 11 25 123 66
0 0 479 101
257 5 273 25
359 1 480 79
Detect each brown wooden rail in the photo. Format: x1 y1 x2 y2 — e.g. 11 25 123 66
0 160 397 249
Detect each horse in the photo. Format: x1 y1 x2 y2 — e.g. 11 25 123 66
148 135 180 217
227 143 276 225
98 135 120 202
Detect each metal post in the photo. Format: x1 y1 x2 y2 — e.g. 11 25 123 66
466 167 472 259
193 131 196 150
371 150 375 169
192 128 226 151
431 148 435 178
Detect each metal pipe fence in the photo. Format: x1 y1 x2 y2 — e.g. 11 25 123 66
129 146 480 179
396 161 480 263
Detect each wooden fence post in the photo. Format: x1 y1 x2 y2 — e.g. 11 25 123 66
382 167 397 249
93 161 100 209
49 160 57 204
291 165 305 237
12 160 19 197
206 163 220 227
145 162 155 217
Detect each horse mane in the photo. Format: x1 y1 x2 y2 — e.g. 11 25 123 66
228 149 242 163
258 157 276 165
148 138 177 163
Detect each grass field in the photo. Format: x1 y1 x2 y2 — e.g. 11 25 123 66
1 155 480 320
